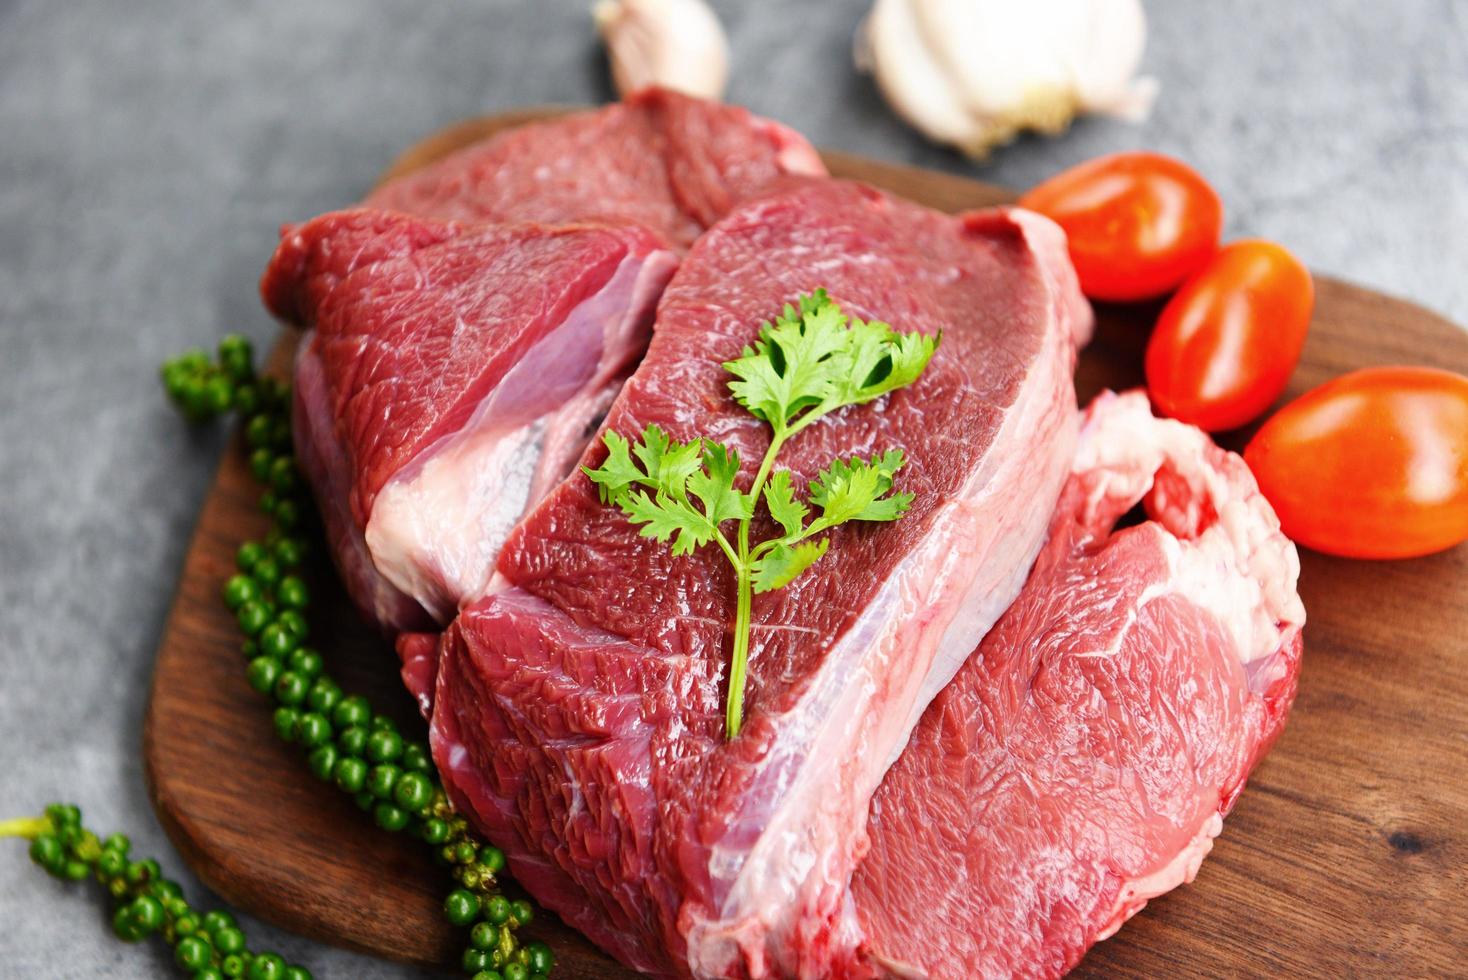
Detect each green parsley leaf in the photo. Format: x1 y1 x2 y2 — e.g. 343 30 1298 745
583 430 649 504
762 469 809 538
687 442 753 527
750 539 829 593
809 449 914 529
619 489 717 557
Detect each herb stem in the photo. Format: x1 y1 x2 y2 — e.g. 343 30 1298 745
0 815 51 840
725 564 754 739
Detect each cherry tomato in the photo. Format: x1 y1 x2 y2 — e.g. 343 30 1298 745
1019 152 1223 302
1245 367 1468 559
1146 240 1314 431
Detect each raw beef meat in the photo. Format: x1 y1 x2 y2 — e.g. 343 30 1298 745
427 181 1092 977
261 209 677 630
852 390 1306 979
365 87 826 250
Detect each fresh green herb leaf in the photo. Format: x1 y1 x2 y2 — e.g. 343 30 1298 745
762 469 809 538
750 539 829 594
808 450 913 528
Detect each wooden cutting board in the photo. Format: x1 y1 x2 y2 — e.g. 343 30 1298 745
143 108 1468 979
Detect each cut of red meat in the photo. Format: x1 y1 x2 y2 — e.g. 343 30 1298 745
427 180 1091 977
262 209 677 631
852 390 1306 979
365 87 826 250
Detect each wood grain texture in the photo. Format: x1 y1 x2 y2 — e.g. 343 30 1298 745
144 109 1468 978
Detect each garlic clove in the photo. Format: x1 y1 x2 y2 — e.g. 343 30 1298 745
858 0 1156 158
594 0 730 102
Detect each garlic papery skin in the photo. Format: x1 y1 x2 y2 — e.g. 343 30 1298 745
856 0 1158 158
594 0 730 102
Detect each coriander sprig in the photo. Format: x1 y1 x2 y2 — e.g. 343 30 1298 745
584 290 938 739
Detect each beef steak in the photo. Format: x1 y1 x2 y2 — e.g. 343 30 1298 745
427 180 1091 977
365 87 826 250
261 209 677 630
852 391 1306 979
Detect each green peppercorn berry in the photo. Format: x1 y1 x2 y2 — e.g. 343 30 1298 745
218 335 254 379
102 831 130 855
283 967 313 980
275 613 308 642
273 536 306 567
332 756 367 794
235 383 260 417
268 456 297 491
502 964 529 980
220 953 246 978
366 763 400 800
365 728 403 764
236 541 265 573
287 647 323 679
252 554 282 588
96 846 126 878
274 670 307 707
400 741 432 773
391 771 432 812
27 834 61 870
203 375 234 414
419 817 449 845
248 447 275 483
464 948 492 973
113 904 144 942
273 498 302 529
307 744 337 781
470 921 497 950
195 969 225 980
370 714 398 734
237 601 272 637
176 934 213 970
444 888 480 926
223 574 260 611
510 899 534 927
60 858 88 880
374 802 409 832
176 911 203 936
525 941 554 974
293 711 330 748
471 971 505 980
247 953 286 980
126 858 161 885
306 677 341 714
273 706 300 743
336 725 368 757
245 414 274 449
259 621 299 660
200 909 233 934
108 877 130 899
452 841 478 865
213 925 246 956
276 575 309 610
246 656 281 695
484 894 511 925
332 695 371 729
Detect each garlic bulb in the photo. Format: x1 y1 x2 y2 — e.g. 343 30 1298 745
856 0 1158 157
594 0 730 101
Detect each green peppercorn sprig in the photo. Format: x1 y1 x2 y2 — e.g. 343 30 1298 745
1 803 311 979
160 335 554 980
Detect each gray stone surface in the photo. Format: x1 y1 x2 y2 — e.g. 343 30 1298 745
0 1 1463 976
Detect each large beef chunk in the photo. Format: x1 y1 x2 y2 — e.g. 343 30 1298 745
262 209 677 630
428 180 1091 977
853 391 1306 979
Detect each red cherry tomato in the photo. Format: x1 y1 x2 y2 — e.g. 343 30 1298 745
1146 240 1314 431
1245 366 1468 559
1019 152 1223 302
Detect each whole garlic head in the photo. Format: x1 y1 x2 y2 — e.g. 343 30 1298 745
595 0 730 102
857 0 1158 157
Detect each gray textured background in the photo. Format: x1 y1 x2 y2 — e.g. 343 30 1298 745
1 1 1464 976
